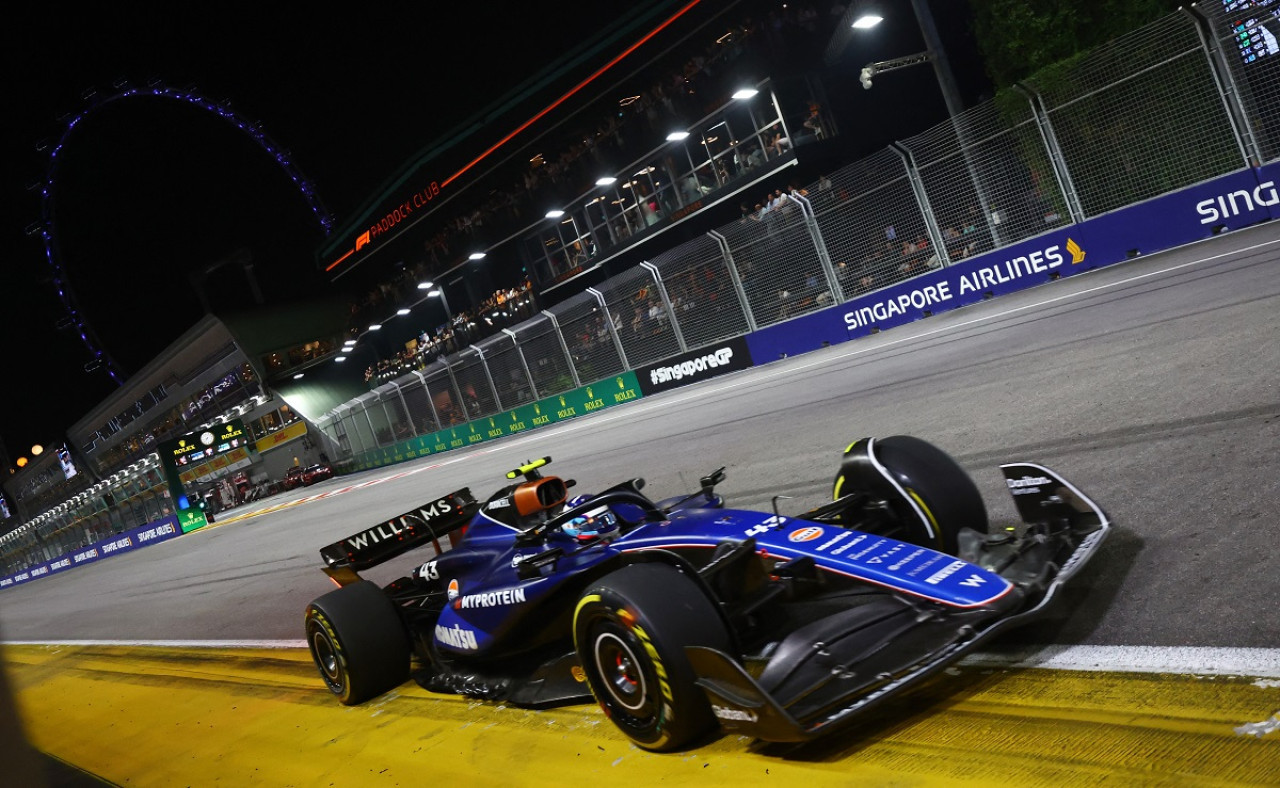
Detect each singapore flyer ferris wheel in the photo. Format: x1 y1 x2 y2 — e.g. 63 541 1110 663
30 80 336 386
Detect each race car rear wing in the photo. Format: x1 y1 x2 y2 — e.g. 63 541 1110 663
319 488 479 579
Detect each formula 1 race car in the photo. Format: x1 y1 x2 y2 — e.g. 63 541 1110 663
304 436 1110 752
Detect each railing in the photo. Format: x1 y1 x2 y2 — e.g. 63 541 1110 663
318 8 1276 459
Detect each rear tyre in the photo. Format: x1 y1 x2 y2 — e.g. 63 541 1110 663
573 563 732 752
833 435 987 555
305 580 411 705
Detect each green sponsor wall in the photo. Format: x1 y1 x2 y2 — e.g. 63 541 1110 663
348 372 643 471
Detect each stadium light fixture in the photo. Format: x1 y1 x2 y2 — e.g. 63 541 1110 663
666 130 690 141
731 88 758 99
852 14 883 29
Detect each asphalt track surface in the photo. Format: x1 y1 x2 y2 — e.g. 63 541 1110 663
2 219 1279 784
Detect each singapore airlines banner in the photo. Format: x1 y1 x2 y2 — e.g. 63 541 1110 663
746 163 1280 362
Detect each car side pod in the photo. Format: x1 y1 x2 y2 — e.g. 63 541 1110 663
685 462 1112 743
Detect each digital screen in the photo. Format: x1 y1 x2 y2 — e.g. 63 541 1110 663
1224 0 1280 64
0 494 10 520
56 444 78 480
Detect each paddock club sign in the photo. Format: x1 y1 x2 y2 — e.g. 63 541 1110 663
637 337 754 396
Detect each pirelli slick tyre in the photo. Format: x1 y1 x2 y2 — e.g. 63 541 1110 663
573 563 732 753
834 436 988 555
305 580 410 705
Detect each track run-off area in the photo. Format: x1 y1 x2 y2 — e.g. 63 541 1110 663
3 222 1279 785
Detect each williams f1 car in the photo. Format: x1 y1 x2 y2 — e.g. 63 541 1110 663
304 436 1110 751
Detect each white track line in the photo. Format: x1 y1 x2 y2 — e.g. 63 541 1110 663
4 640 1279 678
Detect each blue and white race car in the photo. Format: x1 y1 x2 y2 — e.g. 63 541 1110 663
305 435 1110 751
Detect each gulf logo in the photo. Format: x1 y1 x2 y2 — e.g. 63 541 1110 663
447 578 460 601
788 526 824 543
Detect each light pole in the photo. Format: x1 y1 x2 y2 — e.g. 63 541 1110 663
847 0 1001 251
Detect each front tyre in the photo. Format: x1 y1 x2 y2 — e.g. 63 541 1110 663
573 563 732 752
833 436 988 555
305 580 410 705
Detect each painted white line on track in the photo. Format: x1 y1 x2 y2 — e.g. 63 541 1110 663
5 640 1280 678
960 644 1280 678
3 639 310 649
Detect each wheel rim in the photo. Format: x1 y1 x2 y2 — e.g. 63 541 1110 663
593 631 647 712
309 623 345 690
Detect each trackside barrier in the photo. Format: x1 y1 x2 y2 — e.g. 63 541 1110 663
345 373 643 471
746 163 1280 361
342 162 1278 471
0 515 183 590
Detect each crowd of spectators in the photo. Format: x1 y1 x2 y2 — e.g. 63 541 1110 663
363 282 536 386
346 2 843 361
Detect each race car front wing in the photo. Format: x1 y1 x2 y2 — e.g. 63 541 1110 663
686 462 1112 742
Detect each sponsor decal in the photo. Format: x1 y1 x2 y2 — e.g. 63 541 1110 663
100 536 131 554
456 587 525 609
889 548 925 571
637 337 753 395
831 533 868 555
843 242 1075 330
923 560 967 586
346 497 455 552
817 531 852 551
447 579 460 601
49 558 72 571
788 526 824 543
650 347 734 386
866 544 907 564
435 622 478 650
959 574 988 588
1006 475 1054 496
72 548 100 564
137 523 176 543
712 705 759 723
907 553 947 577
1196 180 1278 224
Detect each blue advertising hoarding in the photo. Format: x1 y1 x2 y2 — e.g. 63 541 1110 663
748 164 1280 362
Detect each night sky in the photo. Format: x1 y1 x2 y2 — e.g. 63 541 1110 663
1 1 988 465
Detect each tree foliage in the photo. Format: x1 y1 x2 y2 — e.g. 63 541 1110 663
967 0 1185 87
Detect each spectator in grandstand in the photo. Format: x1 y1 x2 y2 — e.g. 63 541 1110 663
768 130 790 157
803 103 825 140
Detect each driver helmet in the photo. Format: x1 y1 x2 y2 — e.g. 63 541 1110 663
560 496 618 541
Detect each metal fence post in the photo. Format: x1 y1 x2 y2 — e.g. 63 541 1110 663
889 143 952 266
789 192 845 302
708 230 758 332
1183 6 1262 168
640 261 688 352
361 401 380 448
1013 82 1086 223
441 356 467 423
391 382 416 438
502 328 539 400
587 287 630 370
543 310 582 388
469 344 504 412
412 370 441 430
